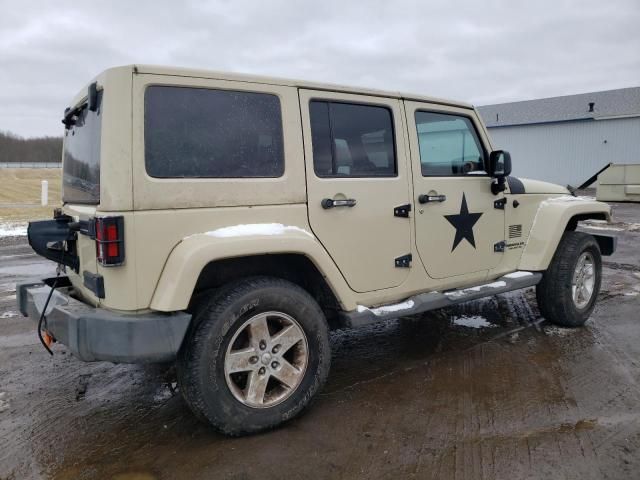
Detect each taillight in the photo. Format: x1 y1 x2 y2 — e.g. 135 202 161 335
95 216 125 266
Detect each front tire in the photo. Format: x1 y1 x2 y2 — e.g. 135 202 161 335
177 277 331 436
536 231 602 327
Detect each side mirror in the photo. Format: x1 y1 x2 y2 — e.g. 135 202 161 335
488 150 512 178
488 150 512 195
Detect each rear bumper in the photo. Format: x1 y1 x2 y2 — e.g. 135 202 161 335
17 278 191 363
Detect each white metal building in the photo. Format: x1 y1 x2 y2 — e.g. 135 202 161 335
477 87 640 187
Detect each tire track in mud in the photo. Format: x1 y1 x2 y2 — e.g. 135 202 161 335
320 291 607 479
604 261 640 272
568 299 640 476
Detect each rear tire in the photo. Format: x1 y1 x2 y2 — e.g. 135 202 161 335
177 277 331 436
536 231 602 327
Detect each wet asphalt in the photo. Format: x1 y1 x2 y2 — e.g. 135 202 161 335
1 201 639 480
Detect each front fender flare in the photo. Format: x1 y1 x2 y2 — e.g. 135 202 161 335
149 229 353 312
519 196 612 271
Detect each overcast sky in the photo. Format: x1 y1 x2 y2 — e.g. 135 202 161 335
1 0 638 138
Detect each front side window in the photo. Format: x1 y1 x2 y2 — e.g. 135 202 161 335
415 111 485 176
309 100 396 177
145 86 284 178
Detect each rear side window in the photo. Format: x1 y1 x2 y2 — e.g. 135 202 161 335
309 100 396 177
145 86 284 178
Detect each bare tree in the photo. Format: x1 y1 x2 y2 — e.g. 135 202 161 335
0 130 63 164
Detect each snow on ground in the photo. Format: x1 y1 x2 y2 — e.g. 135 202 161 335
543 325 579 337
0 223 27 237
0 392 9 413
452 315 497 329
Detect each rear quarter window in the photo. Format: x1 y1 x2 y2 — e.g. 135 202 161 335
144 86 285 178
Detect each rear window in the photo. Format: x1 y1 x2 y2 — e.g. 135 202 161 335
62 92 102 204
144 86 284 178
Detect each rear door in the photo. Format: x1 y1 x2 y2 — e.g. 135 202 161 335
299 90 412 293
405 102 505 279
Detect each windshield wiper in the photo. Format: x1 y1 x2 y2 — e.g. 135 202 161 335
61 102 88 129
62 82 99 129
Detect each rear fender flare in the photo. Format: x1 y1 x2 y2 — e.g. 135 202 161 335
150 230 354 312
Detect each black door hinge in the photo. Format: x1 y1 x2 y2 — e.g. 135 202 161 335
394 204 412 218
494 198 507 210
395 253 412 268
494 241 506 253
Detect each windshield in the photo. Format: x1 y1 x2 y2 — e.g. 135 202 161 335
62 91 102 204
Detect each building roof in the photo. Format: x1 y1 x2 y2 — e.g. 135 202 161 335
478 87 640 128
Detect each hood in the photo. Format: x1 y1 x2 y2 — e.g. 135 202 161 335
508 177 570 195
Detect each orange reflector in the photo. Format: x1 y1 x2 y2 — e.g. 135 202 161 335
42 331 54 348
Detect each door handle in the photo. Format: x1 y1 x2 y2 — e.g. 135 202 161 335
418 194 446 204
321 198 357 209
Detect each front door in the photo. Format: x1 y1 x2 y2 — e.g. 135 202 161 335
405 102 505 279
300 90 412 293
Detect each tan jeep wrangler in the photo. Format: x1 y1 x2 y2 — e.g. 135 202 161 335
18 65 615 435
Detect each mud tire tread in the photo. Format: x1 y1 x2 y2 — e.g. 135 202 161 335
177 276 330 436
536 231 602 327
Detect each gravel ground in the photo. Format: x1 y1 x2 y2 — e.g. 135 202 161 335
0 200 639 480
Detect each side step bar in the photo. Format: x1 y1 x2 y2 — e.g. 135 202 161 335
341 271 542 328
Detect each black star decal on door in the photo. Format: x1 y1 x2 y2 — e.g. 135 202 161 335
444 193 483 251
